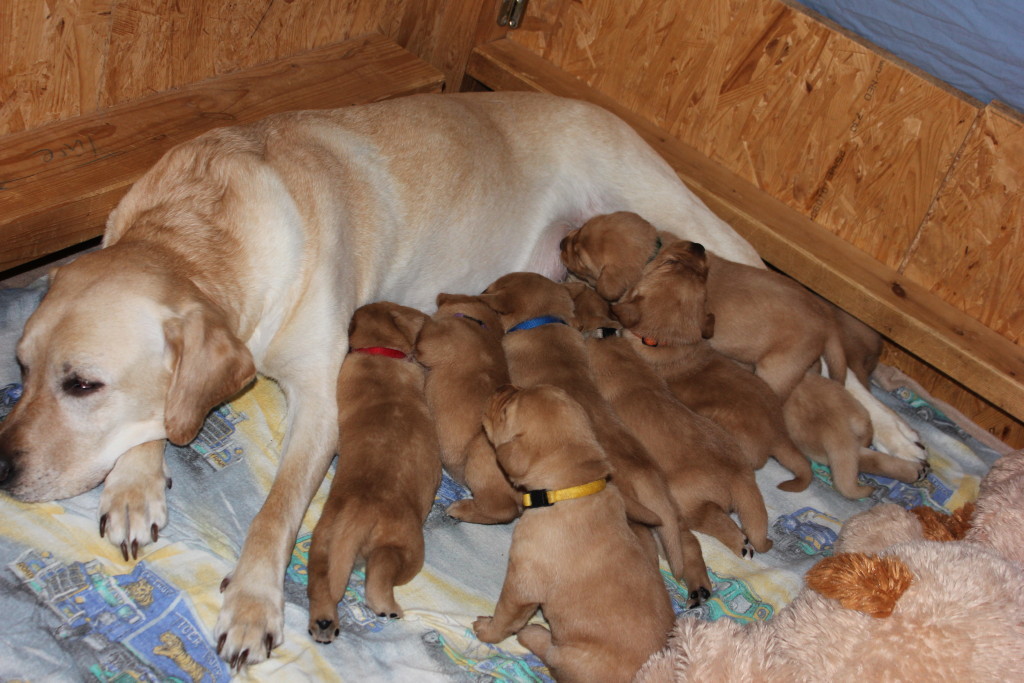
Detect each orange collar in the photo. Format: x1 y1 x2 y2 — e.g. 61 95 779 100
350 346 408 360
630 329 659 347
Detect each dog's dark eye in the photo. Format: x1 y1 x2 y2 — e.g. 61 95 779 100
62 375 105 397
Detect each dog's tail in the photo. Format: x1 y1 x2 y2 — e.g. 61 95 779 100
773 436 814 492
822 328 849 385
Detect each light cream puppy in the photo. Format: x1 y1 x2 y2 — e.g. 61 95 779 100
475 384 675 683
0 92 759 669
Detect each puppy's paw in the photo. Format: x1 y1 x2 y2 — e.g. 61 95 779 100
472 616 501 643
98 442 170 561
915 459 932 482
687 585 712 608
215 579 284 672
308 617 340 644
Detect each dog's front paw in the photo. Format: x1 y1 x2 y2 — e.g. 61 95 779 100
98 441 170 560
308 616 340 644
215 579 284 672
472 616 501 643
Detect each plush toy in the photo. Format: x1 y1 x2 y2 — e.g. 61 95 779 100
636 451 1024 682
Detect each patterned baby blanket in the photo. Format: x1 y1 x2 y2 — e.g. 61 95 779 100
0 283 1004 682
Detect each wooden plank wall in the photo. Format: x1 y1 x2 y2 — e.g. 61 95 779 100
507 0 1023 445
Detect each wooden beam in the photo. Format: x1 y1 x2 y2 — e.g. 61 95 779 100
0 34 444 273
467 38 1024 422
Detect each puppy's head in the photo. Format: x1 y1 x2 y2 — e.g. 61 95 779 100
612 240 715 345
0 248 255 502
564 282 621 338
559 212 661 301
348 302 428 355
478 272 574 331
433 293 503 338
483 383 609 491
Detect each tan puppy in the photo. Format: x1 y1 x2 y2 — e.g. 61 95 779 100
0 92 762 668
415 293 519 524
474 384 674 683
784 370 928 499
567 283 772 556
307 302 440 642
562 211 846 399
479 272 711 603
613 242 813 493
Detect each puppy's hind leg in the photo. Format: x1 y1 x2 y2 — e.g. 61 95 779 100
730 475 773 555
827 442 875 500
517 623 553 661
306 508 361 643
364 533 424 619
446 433 521 524
858 448 929 484
690 500 752 558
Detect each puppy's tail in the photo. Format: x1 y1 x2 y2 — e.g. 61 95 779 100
822 329 848 385
774 437 814 493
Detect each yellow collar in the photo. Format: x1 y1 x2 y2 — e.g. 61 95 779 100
522 478 607 509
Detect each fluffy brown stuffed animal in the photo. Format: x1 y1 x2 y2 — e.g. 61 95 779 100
636 450 1024 682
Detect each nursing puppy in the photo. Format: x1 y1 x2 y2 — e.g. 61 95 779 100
415 293 519 524
475 384 674 683
307 302 440 642
480 272 711 603
784 370 928 499
613 242 813 493
561 211 846 399
566 283 771 556
0 92 762 668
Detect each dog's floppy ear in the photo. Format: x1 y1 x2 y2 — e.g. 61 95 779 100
163 305 256 446
389 306 427 345
804 553 914 618
478 289 513 316
594 265 636 302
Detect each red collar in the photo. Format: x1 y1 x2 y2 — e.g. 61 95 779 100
350 346 409 360
630 330 659 347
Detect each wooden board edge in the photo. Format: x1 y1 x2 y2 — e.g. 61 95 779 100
467 38 1024 422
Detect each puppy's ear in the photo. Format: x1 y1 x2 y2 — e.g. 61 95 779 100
562 281 588 300
390 306 427 345
477 289 512 316
701 312 716 339
595 265 636 301
163 306 256 446
804 553 914 618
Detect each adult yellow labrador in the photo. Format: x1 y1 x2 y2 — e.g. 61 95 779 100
0 91 761 669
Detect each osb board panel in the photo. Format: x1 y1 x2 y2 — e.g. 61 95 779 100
881 344 1024 449
509 0 977 268
0 0 409 135
903 103 1024 346
0 0 112 135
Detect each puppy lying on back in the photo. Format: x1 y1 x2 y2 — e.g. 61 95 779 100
415 293 520 524
480 272 712 603
567 283 772 556
307 302 441 643
613 242 813 493
784 370 928 499
561 211 846 399
474 384 675 683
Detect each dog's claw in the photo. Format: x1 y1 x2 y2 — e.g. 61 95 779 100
151 523 159 543
217 633 227 655
265 633 274 658
131 539 139 560
220 577 231 593
166 477 173 489
120 541 129 562
99 514 107 538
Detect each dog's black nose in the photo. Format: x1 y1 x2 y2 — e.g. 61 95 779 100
688 242 706 256
0 458 11 485
558 236 568 251
316 619 333 631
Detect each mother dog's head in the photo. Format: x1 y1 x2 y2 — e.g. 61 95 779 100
0 247 255 502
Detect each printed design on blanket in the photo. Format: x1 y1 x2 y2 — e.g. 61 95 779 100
772 505 842 557
9 550 229 683
431 630 554 682
663 568 774 622
0 383 20 422
188 404 249 470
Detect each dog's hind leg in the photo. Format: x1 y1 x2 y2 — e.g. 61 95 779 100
306 506 362 643
689 500 750 558
827 441 875 500
447 433 521 524
731 476 773 554
517 623 554 661
364 530 424 619
858 448 930 483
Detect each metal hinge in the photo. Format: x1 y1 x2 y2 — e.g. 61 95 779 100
497 0 529 29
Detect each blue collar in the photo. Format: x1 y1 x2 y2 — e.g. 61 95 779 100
506 315 569 334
